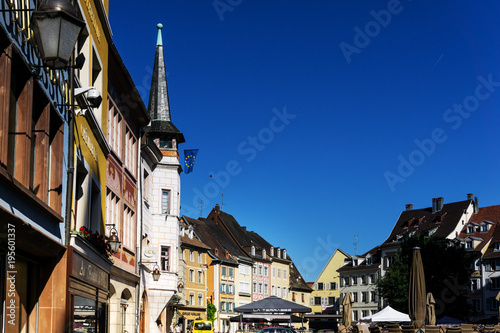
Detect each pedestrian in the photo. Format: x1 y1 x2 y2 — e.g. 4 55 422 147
170 323 174 333
176 324 182 333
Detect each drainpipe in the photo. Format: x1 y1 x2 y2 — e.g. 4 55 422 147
64 53 75 246
135 131 145 333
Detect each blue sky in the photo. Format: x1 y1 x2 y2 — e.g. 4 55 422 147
110 1 500 281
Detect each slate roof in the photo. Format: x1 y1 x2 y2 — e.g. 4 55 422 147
289 257 313 292
383 199 472 244
183 216 238 264
471 205 500 259
337 246 381 273
146 24 185 143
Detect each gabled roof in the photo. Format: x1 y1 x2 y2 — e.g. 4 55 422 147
315 248 350 283
289 257 313 292
383 199 472 244
337 246 381 273
183 216 239 264
470 205 500 259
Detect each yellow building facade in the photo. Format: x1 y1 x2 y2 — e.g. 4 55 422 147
310 249 350 313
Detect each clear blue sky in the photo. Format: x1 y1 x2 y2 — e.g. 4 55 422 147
110 1 500 281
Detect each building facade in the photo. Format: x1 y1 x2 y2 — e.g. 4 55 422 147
139 23 186 333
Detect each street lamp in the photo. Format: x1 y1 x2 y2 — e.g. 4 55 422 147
30 0 85 69
152 264 161 281
106 224 121 253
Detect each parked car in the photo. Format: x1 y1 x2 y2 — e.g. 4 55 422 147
258 327 298 333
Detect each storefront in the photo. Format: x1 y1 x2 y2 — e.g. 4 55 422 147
69 238 112 333
178 310 206 332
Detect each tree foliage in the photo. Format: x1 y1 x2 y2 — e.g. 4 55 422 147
207 302 217 323
377 235 475 320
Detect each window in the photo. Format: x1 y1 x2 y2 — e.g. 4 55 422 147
123 205 135 250
162 190 170 214
361 275 366 285
366 256 372 265
283 288 288 298
467 225 475 234
329 282 338 290
189 269 194 282
343 277 349 286
253 282 257 293
124 127 137 177
189 293 194 305
470 279 479 291
277 268 281 279
264 283 269 295
352 292 358 302
161 246 170 271
491 278 500 290
277 286 281 297
240 264 250 275
466 240 473 250
258 283 263 294
264 266 268 276
198 271 203 284
481 224 489 232
353 310 358 321
222 266 227 276
370 291 376 302
1 59 65 214
495 243 500 252
283 269 287 280
328 297 335 305
317 283 324 290
351 276 357 285
258 265 262 275
488 297 498 311
198 293 203 306
362 291 368 303
189 250 194 262
362 310 369 318
370 274 376 284
240 281 250 293
228 267 233 278
220 301 226 313
221 283 226 293
272 267 275 277
253 265 256 275
107 101 122 157
198 253 202 263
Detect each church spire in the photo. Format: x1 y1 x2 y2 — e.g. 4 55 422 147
147 23 185 147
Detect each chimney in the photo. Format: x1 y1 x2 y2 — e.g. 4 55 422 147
432 198 437 214
215 204 220 213
474 197 479 214
436 197 444 212
242 226 246 232
467 193 473 200
406 204 413 211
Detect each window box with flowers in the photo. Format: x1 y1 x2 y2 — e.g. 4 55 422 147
76 226 112 258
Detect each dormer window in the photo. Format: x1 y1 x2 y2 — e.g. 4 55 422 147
262 249 266 258
495 243 500 252
467 225 475 234
270 247 274 256
251 246 255 256
353 259 358 267
465 240 473 250
277 248 281 259
283 249 286 259
366 256 372 265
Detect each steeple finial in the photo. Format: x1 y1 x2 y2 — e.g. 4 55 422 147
156 23 163 46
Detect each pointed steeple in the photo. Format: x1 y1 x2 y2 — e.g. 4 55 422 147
147 23 185 147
